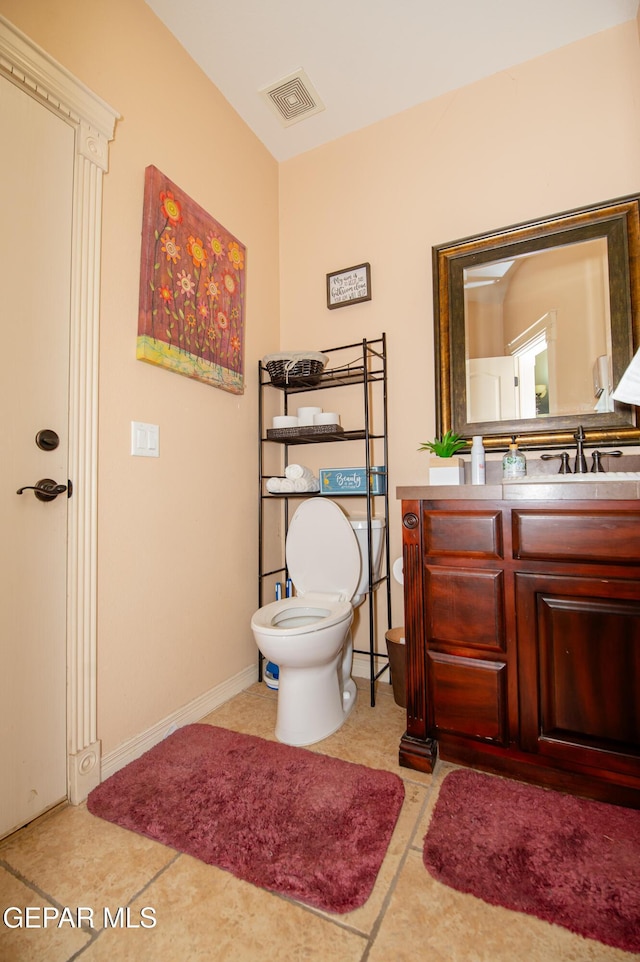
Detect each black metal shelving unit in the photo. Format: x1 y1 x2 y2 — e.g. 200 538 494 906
257 334 392 707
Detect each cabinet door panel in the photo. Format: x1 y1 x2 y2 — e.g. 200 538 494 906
426 566 504 651
516 572 640 775
427 651 507 744
539 596 640 745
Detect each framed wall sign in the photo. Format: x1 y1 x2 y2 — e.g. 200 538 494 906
326 262 371 310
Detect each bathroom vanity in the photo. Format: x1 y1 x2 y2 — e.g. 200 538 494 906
397 477 640 807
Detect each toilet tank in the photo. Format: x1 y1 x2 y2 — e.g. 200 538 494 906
349 518 385 604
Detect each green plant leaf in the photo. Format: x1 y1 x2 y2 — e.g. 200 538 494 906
418 430 466 458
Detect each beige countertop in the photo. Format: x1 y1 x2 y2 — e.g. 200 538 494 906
398 454 640 501
397 477 640 501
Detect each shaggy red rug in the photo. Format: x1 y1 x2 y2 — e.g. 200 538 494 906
88 724 404 913
423 769 640 952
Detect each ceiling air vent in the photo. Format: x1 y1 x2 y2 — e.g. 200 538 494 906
260 69 325 127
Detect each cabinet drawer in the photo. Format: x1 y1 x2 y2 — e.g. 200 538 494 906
423 510 503 558
513 509 640 564
426 566 505 651
427 651 507 744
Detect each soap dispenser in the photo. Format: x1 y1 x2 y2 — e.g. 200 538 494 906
502 436 526 479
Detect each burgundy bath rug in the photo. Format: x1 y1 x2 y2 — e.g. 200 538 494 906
88 723 404 913
423 768 640 952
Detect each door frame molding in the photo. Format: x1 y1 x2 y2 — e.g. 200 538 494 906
0 17 119 802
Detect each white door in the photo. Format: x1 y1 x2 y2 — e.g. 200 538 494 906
0 75 74 837
467 355 519 422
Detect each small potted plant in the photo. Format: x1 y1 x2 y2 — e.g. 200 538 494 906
418 430 467 484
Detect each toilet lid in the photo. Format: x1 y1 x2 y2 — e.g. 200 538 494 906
286 499 360 601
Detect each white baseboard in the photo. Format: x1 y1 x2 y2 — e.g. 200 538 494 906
100 664 258 782
100 657 387 785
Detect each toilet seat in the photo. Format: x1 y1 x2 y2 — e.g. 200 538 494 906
251 500 360 637
285 499 360 602
251 596 353 634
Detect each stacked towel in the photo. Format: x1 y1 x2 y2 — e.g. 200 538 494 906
292 477 315 492
266 477 294 493
266 465 319 494
285 464 316 483
287 464 319 491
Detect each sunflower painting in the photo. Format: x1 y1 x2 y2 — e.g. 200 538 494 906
137 165 246 393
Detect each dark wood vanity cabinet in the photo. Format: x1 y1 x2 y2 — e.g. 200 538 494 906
399 497 640 807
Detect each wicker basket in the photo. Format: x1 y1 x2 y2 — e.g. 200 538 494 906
263 351 329 387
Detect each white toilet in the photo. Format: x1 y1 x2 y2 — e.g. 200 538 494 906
251 498 384 746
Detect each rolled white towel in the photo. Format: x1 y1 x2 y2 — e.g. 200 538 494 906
267 474 319 494
285 463 315 483
293 476 320 492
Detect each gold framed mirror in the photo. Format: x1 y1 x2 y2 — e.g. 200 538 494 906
433 195 640 450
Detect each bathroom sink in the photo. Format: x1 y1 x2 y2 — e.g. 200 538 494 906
505 472 640 483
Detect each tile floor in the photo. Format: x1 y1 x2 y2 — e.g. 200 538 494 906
0 677 635 962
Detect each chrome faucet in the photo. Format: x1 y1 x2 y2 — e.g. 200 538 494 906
573 425 588 474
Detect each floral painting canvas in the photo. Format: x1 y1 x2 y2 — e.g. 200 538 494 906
137 166 246 393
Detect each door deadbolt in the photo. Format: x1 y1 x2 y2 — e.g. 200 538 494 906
35 429 60 451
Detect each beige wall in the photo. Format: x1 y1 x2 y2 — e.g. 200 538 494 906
0 0 280 754
279 21 640 619
2 2 640 758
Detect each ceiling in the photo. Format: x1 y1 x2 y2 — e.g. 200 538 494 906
145 0 639 162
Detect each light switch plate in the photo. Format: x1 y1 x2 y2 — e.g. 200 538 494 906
131 421 159 457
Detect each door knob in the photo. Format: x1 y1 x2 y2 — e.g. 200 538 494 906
16 478 71 502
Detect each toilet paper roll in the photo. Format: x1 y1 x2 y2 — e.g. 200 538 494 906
313 412 340 425
272 415 298 429
297 406 322 425
392 556 404 585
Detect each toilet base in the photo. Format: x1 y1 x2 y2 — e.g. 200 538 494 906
274 659 357 747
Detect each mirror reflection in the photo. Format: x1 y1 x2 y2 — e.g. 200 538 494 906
433 194 640 449
464 238 612 423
